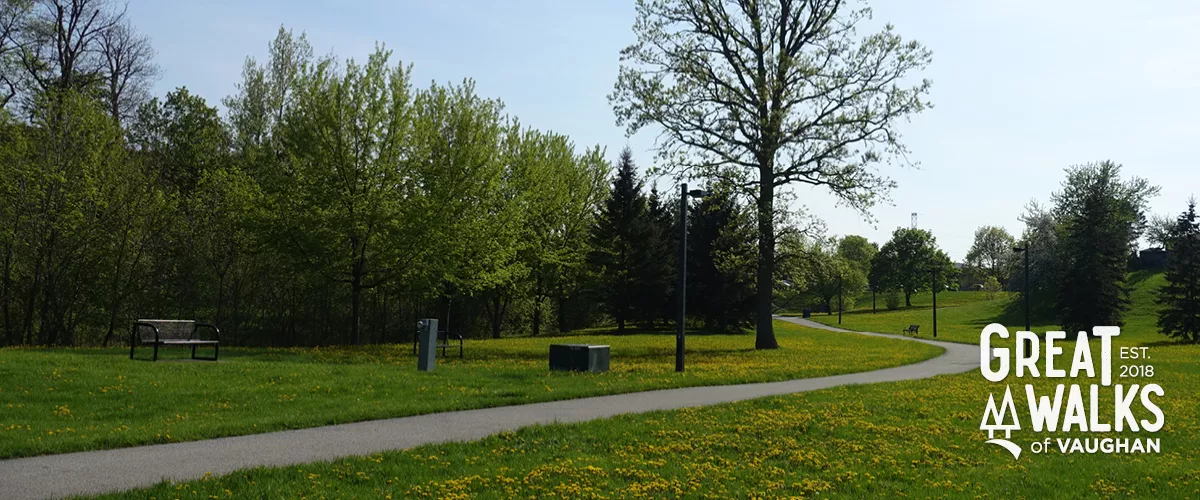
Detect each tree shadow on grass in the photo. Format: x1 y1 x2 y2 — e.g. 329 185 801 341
21 346 310 363
1127 269 1160 288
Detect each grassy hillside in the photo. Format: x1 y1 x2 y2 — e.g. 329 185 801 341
804 271 1169 346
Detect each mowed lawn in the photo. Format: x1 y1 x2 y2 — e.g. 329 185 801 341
804 270 1168 346
0 320 942 459
106 272 1200 499
796 289 1060 345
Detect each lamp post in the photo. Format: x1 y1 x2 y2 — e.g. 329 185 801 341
677 183 709 373
837 275 843 325
1013 244 1031 353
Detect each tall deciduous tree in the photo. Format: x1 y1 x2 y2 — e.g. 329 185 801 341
18 0 125 102
965 225 1016 286
21 90 127 345
272 46 418 345
798 237 864 313
1053 161 1157 333
0 0 32 109
836 235 877 276
1012 200 1064 314
0 111 27 344
1145 214 1174 250
871 228 956 307
611 0 932 348
99 19 157 125
1157 199 1200 343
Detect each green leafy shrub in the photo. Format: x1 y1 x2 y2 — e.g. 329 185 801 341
885 292 901 310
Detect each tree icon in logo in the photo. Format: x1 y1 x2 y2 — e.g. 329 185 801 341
980 386 1022 459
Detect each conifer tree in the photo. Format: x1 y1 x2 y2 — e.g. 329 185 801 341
589 148 651 332
1157 199 1200 343
687 183 756 332
1053 162 1157 333
638 186 676 328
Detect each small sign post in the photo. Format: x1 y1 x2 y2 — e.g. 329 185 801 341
417 318 438 372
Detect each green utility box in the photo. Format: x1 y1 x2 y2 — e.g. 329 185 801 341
549 344 610 373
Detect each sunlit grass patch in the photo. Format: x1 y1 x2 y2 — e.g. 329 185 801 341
98 340 1198 499
103 272 1200 498
0 320 940 459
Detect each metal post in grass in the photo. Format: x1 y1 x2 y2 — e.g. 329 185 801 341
417 318 438 372
927 268 938 338
676 183 709 373
1014 244 1031 353
838 274 843 325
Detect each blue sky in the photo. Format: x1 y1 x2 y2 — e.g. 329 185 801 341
127 0 1200 261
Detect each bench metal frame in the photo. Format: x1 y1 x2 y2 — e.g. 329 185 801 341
129 321 221 361
411 330 463 358
902 324 920 336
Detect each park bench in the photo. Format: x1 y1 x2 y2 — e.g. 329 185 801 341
902 324 920 337
411 330 463 358
129 319 220 361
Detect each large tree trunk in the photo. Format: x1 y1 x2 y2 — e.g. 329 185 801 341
101 233 130 347
2 243 11 345
532 274 543 336
23 256 41 345
487 289 509 339
755 170 779 349
380 290 388 343
556 284 567 334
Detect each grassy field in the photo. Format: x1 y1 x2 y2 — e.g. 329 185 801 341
802 292 1058 345
103 272 1200 499
0 320 942 459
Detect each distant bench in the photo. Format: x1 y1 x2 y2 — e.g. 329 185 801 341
130 319 220 361
902 324 920 337
412 330 463 358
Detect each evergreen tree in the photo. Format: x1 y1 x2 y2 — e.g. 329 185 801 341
589 148 652 332
1053 162 1158 333
687 184 756 331
1157 199 1200 343
639 186 676 328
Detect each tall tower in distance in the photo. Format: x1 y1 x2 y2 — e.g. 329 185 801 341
911 212 918 229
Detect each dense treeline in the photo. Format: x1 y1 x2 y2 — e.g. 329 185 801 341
0 4 627 346
589 149 758 334
0 2 768 346
999 162 1159 331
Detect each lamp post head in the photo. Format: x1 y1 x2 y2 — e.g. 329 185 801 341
1013 245 1027 253
687 189 710 198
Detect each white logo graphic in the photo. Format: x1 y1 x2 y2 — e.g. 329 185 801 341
978 324 1164 461
980 386 1022 459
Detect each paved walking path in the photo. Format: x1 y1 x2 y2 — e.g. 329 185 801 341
0 317 979 500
